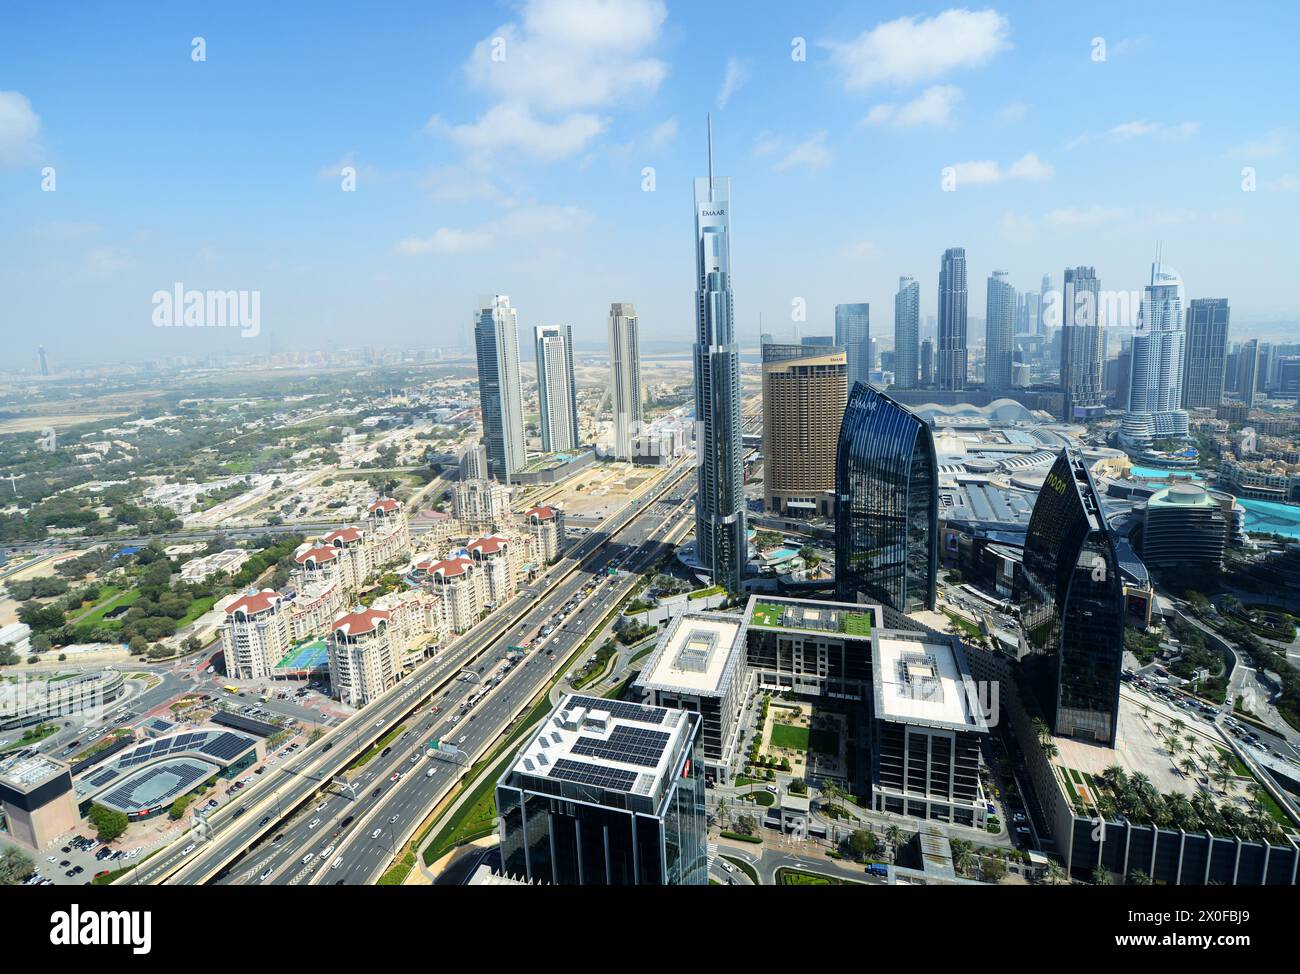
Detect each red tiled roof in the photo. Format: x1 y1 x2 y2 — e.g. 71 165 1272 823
467 535 508 556
295 545 340 564
332 608 390 637
526 505 557 520
369 498 399 514
428 557 474 579
324 527 363 544
226 590 281 616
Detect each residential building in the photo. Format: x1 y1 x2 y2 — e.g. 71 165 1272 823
894 276 920 389
534 324 580 452
452 478 512 533
834 303 870 390
1182 298 1230 409
220 589 291 680
423 557 482 633
608 302 643 461
328 608 396 708
1120 260 1189 449
525 504 565 565
985 270 1015 392
467 534 523 605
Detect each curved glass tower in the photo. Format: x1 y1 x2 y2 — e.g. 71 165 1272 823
834 383 938 612
1017 448 1124 746
1121 260 1189 448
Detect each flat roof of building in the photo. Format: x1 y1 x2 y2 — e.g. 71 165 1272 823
508 694 692 803
635 612 744 698
873 631 987 733
0 752 68 792
744 595 876 638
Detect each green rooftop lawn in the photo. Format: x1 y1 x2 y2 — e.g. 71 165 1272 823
844 612 872 636
751 602 785 627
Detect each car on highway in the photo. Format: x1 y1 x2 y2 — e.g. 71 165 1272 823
390 772 400 781
331 857 344 870
409 753 419 763
259 815 271 827
320 845 335 858
425 767 437 778
182 844 196 855
301 853 314 865
259 867 273 881
370 828 383 839
388 814 399 823
457 735 468 745
308 818 321 830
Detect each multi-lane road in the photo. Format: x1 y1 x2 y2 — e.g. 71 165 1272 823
122 456 696 884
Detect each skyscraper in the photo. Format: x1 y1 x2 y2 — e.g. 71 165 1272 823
1120 259 1189 449
474 295 526 483
608 302 642 461
1059 266 1105 421
1182 298 1230 409
1235 338 1260 407
37 346 49 377
985 270 1015 392
834 303 870 390
534 324 579 452
893 276 920 389
920 338 934 386
835 383 938 613
1016 288 1040 336
937 247 968 390
761 343 848 517
1017 448 1124 746
1038 273 1053 335
692 116 746 593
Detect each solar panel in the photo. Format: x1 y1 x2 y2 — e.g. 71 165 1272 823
548 758 638 793
567 695 668 726
570 725 669 768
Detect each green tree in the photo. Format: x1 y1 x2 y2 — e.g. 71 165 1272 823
87 803 129 843
847 829 879 861
0 847 35 885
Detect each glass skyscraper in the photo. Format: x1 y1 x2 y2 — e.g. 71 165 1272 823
1059 266 1106 421
835 383 938 613
1120 259 1189 449
474 295 526 483
534 324 579 452
1017 448 1124 746
692 118 746 593
607 302 642 461
937 247 968 390
1182 298 1229 409
985 270 1015 392
834 303 870 390
894 276 920 389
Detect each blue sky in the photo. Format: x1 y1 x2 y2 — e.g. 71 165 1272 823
2 0 1298 370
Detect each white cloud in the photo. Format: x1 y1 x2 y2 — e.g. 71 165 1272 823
1108 120 1161 140
775 132 832 172
949 152 1053 186
824 9 1010 90
1070 120 1200 148
999 102 1027 123
718 57 751 109
648 117 678 147
395 204 590 256
465 0 667 112
1229 129 1291 159
421 164 513 204
752 131 782 158
0 90 42 166
864 85 962 128
431 103 603 161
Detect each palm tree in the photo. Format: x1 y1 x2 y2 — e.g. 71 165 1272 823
950 839 976 876
714 797 729 831
1127 869 1152 885
1170 716 1186 735
1179 758 1198 779
1043 860 1068 886
1166 735 1183 758
1214 764 1234 794
886 825 905 860
1091 865 1114 886
820 779 842 816
1041 740 1059 760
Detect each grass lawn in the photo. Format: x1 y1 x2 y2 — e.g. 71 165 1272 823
351 724 406 770
176 596 216 628
844 612 872 636
776 867 864 886
80 589 141 629
738 789 776 807
770 722 809 750
751 602 785 627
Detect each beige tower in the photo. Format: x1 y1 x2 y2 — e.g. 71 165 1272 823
761 343 848 518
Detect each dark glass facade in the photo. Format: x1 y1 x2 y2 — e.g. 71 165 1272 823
835 383 938 612
1017 449 1124 745
496 713 707 885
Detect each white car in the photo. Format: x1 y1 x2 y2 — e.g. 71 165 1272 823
308 818 321 830
371 828 383 839
259 867 273 881
181 844 196 855
316 801 329 812
331 856 344 870
301 853 314 865
320 845 335 858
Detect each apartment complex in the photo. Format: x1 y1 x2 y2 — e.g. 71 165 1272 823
761 342 847 518
219 589 292 680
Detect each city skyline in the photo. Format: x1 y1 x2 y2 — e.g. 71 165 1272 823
4 2 1300 370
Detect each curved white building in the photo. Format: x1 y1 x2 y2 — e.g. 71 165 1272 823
1121 260 1189 448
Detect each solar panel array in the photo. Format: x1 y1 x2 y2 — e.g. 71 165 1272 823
549 757 639 793
101 760 212 810
79 730 256 796
568 695 668 726
570 725 669 768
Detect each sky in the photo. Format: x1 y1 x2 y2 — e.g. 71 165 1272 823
2 0 1299 371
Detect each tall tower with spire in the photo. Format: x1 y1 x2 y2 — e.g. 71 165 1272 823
692 115 746 593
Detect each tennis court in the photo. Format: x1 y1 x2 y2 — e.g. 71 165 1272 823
275 639 329 674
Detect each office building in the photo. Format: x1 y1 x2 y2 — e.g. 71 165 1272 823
692 117 746 592
534 324 579 453
0 753 78 849
834 303 870 390
835 384 938 612
937 247 968 390
220 590 291 680
920 339 934 386
744 596 877 699
633 612 748 782
1017 449 1124 746
894 276 920 389
328 608 396 708
1016 288 1040 336
496 694 707 885
607 302 643 461
985 270 1015 392
1139 484 1228 572
1182 298 1230 409
1059 266 1106 421
761 342 848 517
475 295 527 482
1120 260 1189 449
872 628 989 827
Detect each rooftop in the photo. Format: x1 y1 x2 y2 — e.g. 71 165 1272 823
0 752 68 792
873 631 987 732
507 695 693 808
746 595 875 638
226 589 281 616
635 612 744 698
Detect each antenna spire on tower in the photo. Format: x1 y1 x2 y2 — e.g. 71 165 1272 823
707 113 714 199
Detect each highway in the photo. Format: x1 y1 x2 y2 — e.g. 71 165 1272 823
123 455 696 885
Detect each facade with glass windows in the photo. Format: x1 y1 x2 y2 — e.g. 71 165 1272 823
1017 448 1124 746
835 383 938 613
496 695 707 885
